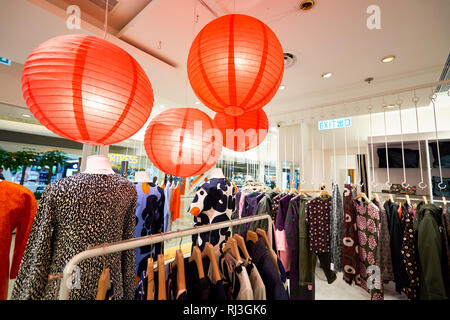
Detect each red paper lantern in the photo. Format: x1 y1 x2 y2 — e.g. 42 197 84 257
214 109 268 152
187 14 284 117
144 108 222 177
22 34 154 146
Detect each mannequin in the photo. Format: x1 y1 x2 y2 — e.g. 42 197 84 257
209 168 225 179
135 171 151 182
83 155 115 174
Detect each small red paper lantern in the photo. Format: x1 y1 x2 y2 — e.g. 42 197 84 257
187 14 284 117
22 34 154 146
144 108 222 177
214 109 268 152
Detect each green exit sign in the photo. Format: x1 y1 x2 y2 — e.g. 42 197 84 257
0 57 11 66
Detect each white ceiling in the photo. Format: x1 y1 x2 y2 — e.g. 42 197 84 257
0 0 449 130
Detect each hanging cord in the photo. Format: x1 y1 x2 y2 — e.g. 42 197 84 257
103 0 109 40
368 105 377 189
292 126 295 188
343 106 349 185
321 132 325 186
430 90 446 191
333 124 337 184
284 133 287 188
185 0 199 107
356 130 363 189
382 98 391 188
311 116 315 187
397 96 408 188
412 91 426 189
300 121 306 186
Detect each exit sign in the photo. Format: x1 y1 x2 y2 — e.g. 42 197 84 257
318 117 352 130
0 57 11 66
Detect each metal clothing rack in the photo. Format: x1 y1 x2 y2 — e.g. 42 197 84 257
58 214 273 300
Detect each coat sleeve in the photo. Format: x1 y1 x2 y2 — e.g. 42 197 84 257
10 184 54 300
418 215 448 300
10 189 37 279
121 188 137 300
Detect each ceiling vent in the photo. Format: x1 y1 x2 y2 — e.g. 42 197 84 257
284 53 297 69
436 53 450 93
88 0 119 12
299 0 315 11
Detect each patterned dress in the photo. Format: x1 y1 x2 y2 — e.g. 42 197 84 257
304 196 332 253
354 200 383 300
330 183 344 272
342 184 359 285
189 178 236 250
400 203 420 300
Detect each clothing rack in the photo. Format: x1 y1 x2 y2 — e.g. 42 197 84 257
58 214 273 300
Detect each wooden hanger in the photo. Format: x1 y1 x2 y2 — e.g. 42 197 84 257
223 237 242 262
255 228 280 276
157 254 166 300
174 249 186 293
188 246 205 279
422 196 428 204
354 192 370 203
201 242 221 284
95 268 111 300
283 188 290 193
147 257 154 300
319 188 331 197
371 193 380 202
388 194 394 203
274 187 281 193
405 194 411 205
443 196 447 205
233 234 250 260
246 230 258 243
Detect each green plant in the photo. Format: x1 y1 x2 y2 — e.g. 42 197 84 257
37 150 68 184
13 149 39 185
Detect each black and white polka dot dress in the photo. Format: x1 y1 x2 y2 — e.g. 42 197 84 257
11 173 137 300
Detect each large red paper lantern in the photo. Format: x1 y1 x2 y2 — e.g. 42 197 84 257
144 108 222 177
214 109 268 152
22 34 154 146
187 14 284 117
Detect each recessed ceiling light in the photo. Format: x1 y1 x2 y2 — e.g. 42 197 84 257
322 72 332 78
22 114 31 118
381 55 396 63
195 101 201 105
279 85 286 90
386 105 396 109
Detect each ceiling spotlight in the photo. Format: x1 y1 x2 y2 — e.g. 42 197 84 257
322 72 332 78
386 105 396 109
279 85 286 90
22 114 31 118
195 101 201 105
381 55 396 63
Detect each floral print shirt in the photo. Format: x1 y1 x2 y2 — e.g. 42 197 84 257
354 200 384 300
305 196 332 253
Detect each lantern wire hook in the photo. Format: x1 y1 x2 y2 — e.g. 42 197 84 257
103 0 109 40
397 95 408 189
430 88 446 192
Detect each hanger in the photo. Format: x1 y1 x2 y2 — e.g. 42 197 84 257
405 194 411 205
422 195 428 204
318 187 331 197
354 192 370 203
173 249 186 294
388 194 394 203
283 188 290 193
146 244 154 300
371 193 380 202
189 246 205 279
202 242 221 284
223 237 242 262
255 228 280 276
233 234 250 260
147 257 154 300
443 196 447 205
95 268 111 300
274 187 281 193
246 230 258 243
157 253 166 300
